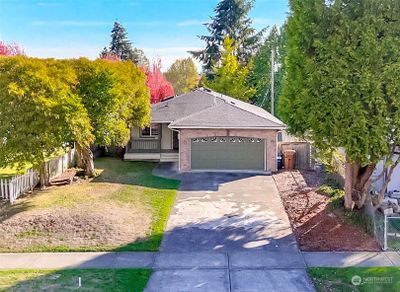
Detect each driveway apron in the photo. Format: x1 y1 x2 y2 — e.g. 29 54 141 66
146 171 315 292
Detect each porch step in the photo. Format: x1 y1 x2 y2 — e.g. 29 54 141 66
124 153 161 161
160 152 179 162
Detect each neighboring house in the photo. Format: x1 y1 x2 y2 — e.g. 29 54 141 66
124 88 286 172
372 149 400 193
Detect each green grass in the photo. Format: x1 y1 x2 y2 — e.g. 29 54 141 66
93 158 180 251
0 269 151 292
0 158 179 252
309 267 400 292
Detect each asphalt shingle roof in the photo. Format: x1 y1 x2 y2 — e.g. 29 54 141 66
151 88 286 129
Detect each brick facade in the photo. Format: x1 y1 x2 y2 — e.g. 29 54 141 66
179 129 278 173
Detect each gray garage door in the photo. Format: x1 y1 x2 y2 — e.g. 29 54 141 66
191 136 265 170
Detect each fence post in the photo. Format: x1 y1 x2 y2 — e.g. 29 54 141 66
9 180 13 204
384 215 388 251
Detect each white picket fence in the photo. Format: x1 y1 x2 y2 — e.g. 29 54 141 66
0 170 39 204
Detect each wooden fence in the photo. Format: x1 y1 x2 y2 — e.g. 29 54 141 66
279 141 315 170
0 148 76 204
0 170 39 204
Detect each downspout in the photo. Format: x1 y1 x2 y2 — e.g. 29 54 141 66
171 128 181 172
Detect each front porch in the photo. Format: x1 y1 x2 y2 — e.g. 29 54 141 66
124 123 179 162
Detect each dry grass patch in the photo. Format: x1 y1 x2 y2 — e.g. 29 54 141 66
0 158 179 252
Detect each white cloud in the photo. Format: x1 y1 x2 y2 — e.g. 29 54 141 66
26 46 101 59
253 17 273 26
37 1 62 7
142 47 202 54
31 20 169 28
32 20 111 27
142 47 202 71
125 21 164 28
177 19 207 27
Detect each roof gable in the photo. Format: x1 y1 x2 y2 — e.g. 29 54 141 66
152 88 286 129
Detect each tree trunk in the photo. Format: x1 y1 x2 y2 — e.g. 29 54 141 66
39 162 49 188
344 157 376 210
76 143 95 177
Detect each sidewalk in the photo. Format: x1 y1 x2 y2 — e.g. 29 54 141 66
0 251 399 270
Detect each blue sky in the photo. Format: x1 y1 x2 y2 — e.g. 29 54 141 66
0 0 289 69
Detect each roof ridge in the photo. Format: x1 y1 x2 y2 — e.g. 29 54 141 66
222 102 285 127
197 88 285 126
151 90 199 108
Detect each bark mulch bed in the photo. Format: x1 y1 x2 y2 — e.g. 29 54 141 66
273 170 380 251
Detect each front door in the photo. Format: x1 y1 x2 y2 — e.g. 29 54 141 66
173 131 179 150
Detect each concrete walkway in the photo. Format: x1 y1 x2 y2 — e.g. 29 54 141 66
1 250 398 291
2 251 400 270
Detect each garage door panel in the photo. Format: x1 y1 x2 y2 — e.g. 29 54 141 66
191 136 265 170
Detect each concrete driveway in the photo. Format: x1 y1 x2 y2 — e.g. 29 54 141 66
146 169 315 292
161 172 297 252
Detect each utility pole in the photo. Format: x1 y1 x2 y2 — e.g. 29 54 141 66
271 47 275 116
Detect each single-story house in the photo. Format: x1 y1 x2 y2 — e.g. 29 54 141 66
124 88 286 172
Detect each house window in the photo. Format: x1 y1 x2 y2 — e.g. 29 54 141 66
277 132 283 142
140 125 159 138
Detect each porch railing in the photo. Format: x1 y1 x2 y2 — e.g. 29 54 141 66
127 139 160 153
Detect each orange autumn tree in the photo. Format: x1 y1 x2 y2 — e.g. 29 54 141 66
146 59 175 104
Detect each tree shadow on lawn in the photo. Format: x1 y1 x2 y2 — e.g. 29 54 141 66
92 158 180 190
2 215 299 291
0 200 33 224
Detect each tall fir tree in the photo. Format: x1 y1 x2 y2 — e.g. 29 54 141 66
250 25 287 115
190 0 263 75
109 21 132 60
103 21 149 67
281 0 400 210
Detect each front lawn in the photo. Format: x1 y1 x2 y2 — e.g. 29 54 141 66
0 158 179 252
0 269 151 292
309 267 400 292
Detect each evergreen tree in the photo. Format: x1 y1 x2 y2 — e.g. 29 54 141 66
205 37 256 101
190 0 263 74
109 21 132 60
106 21 149 66
250 25 287 115
281 0 400 209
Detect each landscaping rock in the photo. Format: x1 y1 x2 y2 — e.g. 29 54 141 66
380 206 394 215
384 198 399 205
390 191 400 199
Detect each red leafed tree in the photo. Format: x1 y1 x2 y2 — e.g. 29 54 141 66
99 47 121 61
146 59 175 104
0 41 24 56
100 53 120 61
